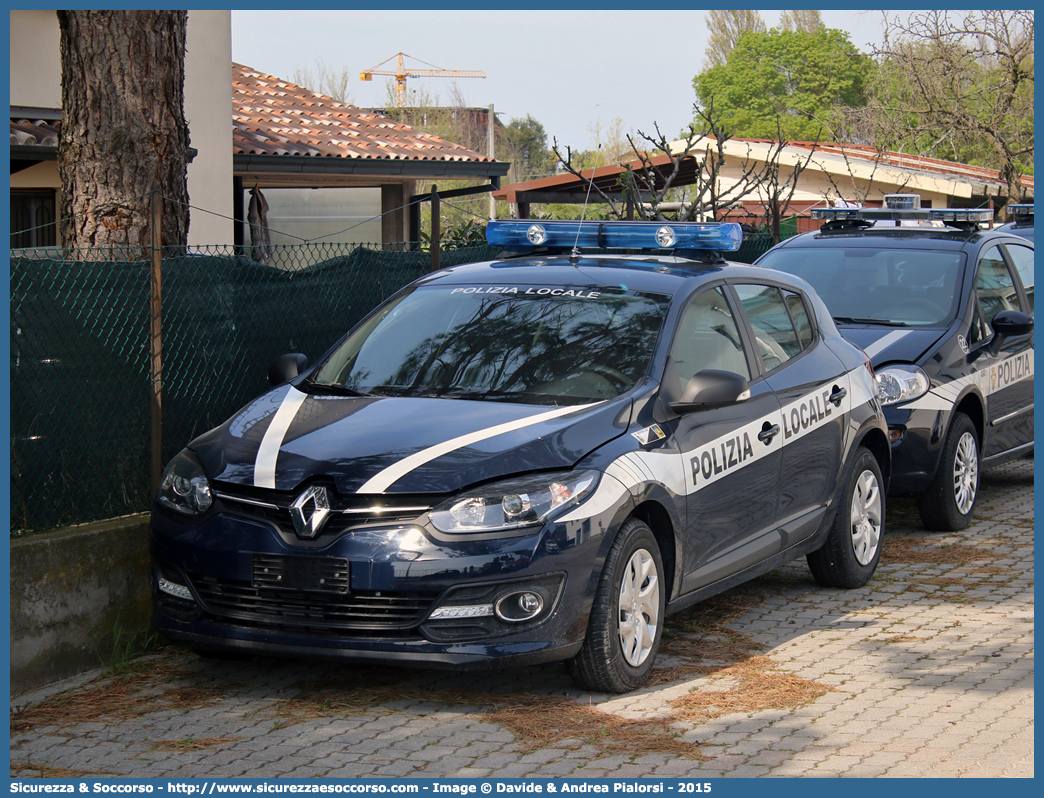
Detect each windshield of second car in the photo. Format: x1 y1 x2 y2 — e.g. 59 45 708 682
311 285 670 405
759 247 965 327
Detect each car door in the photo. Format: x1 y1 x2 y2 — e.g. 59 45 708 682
731 282 851 545
973 244 1034 457
663 284 784 595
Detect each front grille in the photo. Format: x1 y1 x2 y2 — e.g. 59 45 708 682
252 553 350 595
187 572 440 638
213 484 434 540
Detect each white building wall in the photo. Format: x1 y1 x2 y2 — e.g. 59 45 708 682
185 10 233 245
9 10 61 108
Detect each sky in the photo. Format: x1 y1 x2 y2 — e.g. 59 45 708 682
231 9 888 153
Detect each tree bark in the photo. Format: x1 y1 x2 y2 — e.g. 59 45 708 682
57 10 189 251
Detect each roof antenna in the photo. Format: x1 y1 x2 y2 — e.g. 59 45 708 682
571 144 603 265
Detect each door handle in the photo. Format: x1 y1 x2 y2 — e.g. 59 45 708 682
829 386 847 407
758 423 780 443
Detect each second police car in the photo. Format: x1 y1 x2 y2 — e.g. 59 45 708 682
151 220 889 693
997 203 1034 243
758 195 1033 531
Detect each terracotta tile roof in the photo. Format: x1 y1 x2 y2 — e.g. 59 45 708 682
495 137 1033 202
233 63 494 163
10 115 59 148
758 139 1034 192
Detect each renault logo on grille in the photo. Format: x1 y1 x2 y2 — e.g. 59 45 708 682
289 485 331 539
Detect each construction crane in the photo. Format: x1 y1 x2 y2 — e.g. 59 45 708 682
360 52 485 108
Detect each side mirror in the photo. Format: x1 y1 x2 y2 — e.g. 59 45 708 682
669 369 751 414
268 353 308 386
990 310 1033 353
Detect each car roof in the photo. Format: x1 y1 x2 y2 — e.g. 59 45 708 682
995 221 1034 243
423 254 799 297
764 226 1030 253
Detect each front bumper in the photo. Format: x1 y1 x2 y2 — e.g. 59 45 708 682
150 484 629 668
883 404 948 495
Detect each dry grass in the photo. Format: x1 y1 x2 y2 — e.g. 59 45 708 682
270 675 707 759
667 591 771 635
148 736 239 752
484 695 702 758
671 656 834 722
10 661 225 734
10 762 119 778
880 535 995 566
905 575 993 603
877 635 922 644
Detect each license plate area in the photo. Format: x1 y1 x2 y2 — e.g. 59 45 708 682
252 554 350 595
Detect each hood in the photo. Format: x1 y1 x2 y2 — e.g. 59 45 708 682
837 327 947 367
190 386 631 496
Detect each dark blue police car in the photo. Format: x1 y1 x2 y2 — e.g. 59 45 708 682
151 220 889 693
758 195 1033 531
997 204 1034 243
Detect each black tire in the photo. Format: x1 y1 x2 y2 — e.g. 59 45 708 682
807 446 885 589
569 518 665 693
916 413 980 531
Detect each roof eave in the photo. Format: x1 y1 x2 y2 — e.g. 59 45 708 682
233 153 509 179
10 144 57 160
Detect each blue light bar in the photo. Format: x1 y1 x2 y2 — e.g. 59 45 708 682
812 207 993 224
928 209 994 224
884 194 921 210
1006 204 1034 220
485 220 743 252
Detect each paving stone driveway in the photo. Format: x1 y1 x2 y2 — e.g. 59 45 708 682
10 460 1033 779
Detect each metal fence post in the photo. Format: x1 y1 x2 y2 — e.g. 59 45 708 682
150 190 163 496
430 184 441 272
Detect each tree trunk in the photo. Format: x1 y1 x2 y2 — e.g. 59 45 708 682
57 10 189 251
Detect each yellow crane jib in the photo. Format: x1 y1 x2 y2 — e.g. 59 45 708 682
359 52 485 108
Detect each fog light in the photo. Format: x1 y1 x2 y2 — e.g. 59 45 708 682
158 578 193 601
888 428 904 443
428 604 494 620
495 591 544 622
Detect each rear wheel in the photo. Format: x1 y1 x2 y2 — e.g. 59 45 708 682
917 413 979 531
807 446 884 588
569 518 664 693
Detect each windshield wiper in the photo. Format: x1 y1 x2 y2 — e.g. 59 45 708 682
300 380 369 397
436 390 533 402
833 316 910 327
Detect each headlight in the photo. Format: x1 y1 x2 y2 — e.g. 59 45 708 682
156 448 213 515
875 365 930 406
430 470 598 534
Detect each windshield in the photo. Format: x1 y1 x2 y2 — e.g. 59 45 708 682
311 284 670 405
759 246 966 327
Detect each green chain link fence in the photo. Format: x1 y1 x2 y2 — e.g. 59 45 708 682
732 233 777 265
10 242 498 536
10 232 779 536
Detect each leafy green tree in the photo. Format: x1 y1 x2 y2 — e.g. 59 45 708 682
499 115 555 183
694 27 871 141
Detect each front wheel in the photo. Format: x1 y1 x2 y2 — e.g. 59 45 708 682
807 446 884 588
916 413 979 531
569 518 664 693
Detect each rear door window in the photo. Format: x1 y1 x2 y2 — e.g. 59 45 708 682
734 284 803 373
